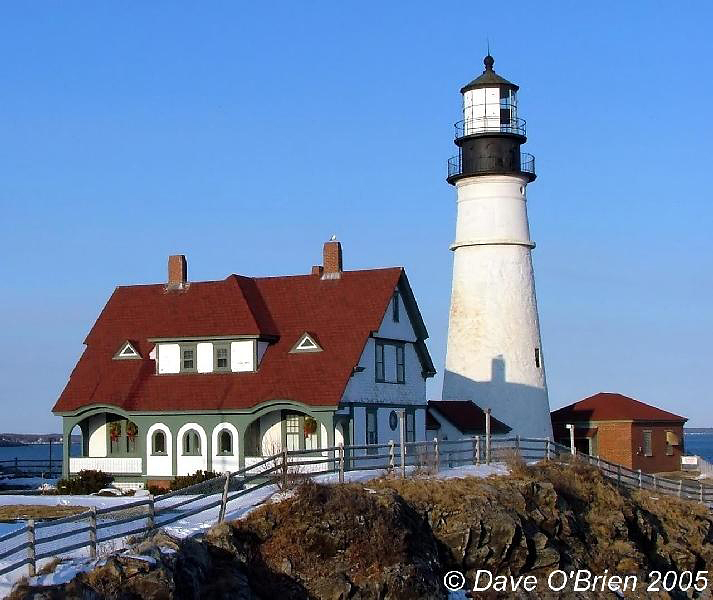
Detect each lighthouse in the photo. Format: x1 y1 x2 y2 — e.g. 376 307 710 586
441 55 553 439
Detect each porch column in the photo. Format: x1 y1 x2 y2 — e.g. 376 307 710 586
236 420 249 470
62 419 74 478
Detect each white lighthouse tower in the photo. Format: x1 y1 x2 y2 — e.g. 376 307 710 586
441 55 553 439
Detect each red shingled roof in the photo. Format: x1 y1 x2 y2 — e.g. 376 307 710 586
427 401 511 434
54 268 432 414
551 393 687 424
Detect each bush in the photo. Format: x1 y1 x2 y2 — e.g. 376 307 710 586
168 470 218 492
57 470 114 495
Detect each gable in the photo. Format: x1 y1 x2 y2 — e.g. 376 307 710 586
114 340 140 360
290 332 323 353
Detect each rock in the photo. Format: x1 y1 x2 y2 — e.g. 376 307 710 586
8 464 713 600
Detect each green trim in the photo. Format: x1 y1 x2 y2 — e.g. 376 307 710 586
148 335 261 342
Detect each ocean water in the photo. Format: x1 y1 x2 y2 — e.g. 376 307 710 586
684 432 713 462
0 443 81 463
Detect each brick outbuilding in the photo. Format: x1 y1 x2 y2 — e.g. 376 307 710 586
551 393 687 474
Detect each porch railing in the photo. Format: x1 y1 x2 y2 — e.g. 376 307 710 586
2 437 712 580
69 457 143 475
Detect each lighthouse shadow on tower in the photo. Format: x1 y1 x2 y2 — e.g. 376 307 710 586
442 356 553 438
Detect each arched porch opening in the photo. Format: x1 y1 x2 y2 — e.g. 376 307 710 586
64 408 143 477
240 405 335 469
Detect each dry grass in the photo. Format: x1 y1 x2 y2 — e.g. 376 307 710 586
37 557 62 575
243 481 415 579
0 504 88 520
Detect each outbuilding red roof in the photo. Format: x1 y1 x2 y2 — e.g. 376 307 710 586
427 401 511 434
551 393 687 424
53 268 434 414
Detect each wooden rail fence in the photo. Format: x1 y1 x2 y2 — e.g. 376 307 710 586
1 436 711 579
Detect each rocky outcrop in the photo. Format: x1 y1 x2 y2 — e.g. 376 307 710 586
10 462 713 600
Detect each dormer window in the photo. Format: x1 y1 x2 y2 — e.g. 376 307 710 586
114 341 140 360
290 332 322 353
214 344 230 371
180 344 196 372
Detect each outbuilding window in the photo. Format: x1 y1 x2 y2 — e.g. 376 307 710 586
392 291 400 322
642 430 653 457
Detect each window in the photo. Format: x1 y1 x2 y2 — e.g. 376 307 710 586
375 342 385 382
214 344 230 371
283 413 320 451
642 430 653 457
389 410 398 431
366 409 378 454
406 410 415 443
183 429 201 455
152 430 166 455
665 431 674 456
392 291 400 322
285 414 301 452
396 345 405 383
534 348 541 368
218 429 233 455
375 340 406 384
180 344 197 372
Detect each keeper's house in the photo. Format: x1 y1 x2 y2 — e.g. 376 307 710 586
53 240 435 489
551 393 687 474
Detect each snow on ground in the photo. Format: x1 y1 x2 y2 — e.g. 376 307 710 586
0 464 508 597
436 464 509 479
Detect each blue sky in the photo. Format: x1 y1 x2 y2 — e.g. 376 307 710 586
1 2 711 432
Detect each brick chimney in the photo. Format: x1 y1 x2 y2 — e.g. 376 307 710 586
322 238 342 279
167 255 187 289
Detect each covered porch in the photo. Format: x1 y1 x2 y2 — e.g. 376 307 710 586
62 407 143 478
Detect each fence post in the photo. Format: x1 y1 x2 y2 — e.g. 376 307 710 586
27 519 36 577
399 410 406 478
678 479 682 499
485 409 491 465
516 435 520 454
433 438 439 472
338 444 345 484
281 449 288 489
545 439 550 461
653 474 657 491
147 496 155 531
218 473 230 523
473 437 480 465
700 482 704 504
617 465 621 488
89 507 97 559
388 440 395 471
638 469 642 489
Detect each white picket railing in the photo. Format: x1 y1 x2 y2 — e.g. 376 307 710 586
1 436 712 581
